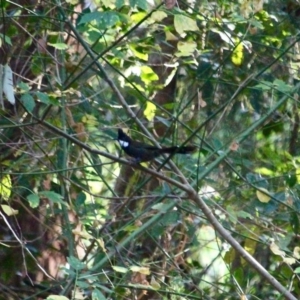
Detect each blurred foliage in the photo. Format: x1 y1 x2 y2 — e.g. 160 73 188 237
0 0 300 299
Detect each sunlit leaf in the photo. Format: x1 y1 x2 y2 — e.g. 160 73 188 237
112 265 129 273
97 238 107 253
65 0 78 3
293 246 300 259
244 238 257 255
174 15 199 35
270 241 285 256
130 266 150 275
231 39 244 66
46 296 69 300
176 41 197 57
0 175 12 201
82 114 98 126
213 30 232 44
283 257 296 265
130 45 148 61
151 11 167 22
254 167 274 176
144 101 156 121
140 66 158 83
256 188 271 203
165 31 178 41
1 204 18 216
131 12 147 23
150 276 161 289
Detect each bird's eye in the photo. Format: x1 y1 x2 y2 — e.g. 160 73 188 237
119 140 129 147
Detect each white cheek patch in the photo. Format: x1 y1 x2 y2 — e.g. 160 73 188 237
119 140 129 148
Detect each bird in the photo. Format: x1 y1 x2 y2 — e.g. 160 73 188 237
117 129 196 163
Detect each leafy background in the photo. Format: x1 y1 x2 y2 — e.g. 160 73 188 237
0 0 300 299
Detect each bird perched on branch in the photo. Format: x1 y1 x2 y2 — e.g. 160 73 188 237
117 129 196 163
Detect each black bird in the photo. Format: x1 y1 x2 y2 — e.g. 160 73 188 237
117 129 196 163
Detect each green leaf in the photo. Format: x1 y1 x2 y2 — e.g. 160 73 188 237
76 281 90 289
92 289 106 300
27 193 40 208
36 91 50 104
255 79 292 93
174 15 199 35
151 202 171 212
236 210 254 220
75 192 86 206
273 79 292 93
68 256 86 270
17 81 30 92
255 80 272 91
78 11 102 25
98 12 120 29
48 43 68 50
129 0 148 10
39 191 68 206
0 33 12 45
20 93 35 112
115 0 125 9
79 11 120 28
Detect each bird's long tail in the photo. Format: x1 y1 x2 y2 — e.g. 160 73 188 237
158 146 196 154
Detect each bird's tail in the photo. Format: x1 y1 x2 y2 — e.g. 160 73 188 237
159 146 196 154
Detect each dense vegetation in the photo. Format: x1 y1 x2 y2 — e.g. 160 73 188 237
1 0 300 299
